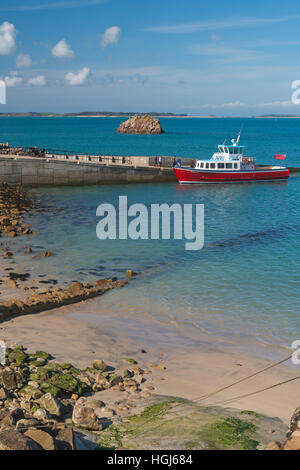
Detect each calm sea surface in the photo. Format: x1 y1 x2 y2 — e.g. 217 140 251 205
2 117 300 355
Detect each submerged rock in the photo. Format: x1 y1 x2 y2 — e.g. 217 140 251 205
117 114 164 134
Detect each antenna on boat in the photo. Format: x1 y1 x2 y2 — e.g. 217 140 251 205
236 124 243 144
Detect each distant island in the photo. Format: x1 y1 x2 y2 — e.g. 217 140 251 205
254 114 300 118
0 111 188 117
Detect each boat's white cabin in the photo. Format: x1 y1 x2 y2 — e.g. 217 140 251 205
195 137 256 171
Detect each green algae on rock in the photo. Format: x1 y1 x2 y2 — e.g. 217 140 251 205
97 397 287 450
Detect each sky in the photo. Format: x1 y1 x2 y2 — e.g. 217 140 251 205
1 0 300 115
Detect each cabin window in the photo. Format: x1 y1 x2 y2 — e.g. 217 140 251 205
226 163 232 169
218 163 225 169
205 163 209 169
210 163 216 169
200 162 204 168
234 163 238 169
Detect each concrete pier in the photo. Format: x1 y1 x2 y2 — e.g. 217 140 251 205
0 154 178 186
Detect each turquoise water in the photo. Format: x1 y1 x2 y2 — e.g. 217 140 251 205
1 116 300 165
2 117 300 354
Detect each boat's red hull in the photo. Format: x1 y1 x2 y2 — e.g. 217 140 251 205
173 167 289 183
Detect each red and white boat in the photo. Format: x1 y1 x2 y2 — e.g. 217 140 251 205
173 134 289 184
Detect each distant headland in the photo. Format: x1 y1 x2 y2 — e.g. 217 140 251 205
0 111 188 118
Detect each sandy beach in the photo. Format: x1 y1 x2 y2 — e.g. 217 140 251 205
1 291 299 425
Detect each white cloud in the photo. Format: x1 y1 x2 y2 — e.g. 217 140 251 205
144 15 300 33
3 71 22 87
203 100 292 109
0 0 107 11
27 75 46 86
65 67 90 85
101 26 121 48
16 53 32 67
52 39 75 58
0 22 17 55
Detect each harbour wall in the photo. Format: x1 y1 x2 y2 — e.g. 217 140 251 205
0 154 178 186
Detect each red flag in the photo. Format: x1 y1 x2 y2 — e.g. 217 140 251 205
274 154 286 160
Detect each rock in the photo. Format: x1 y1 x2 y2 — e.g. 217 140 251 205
33 408 51 421
93 359 108 372
150 363 166 371
19 385 43 400
72 402 102 431
8 348 27 366
266 441 281 451
95 373 109 388
126 269 137 279
0 388 8 400
42 250 52 257
0 429 42 450
109 375 123 387
283 436 300 450
39 393 62 417
51 373 83 394
32 350 52 361
289 406 300 434
66 282 84 296
123 369 133 378
55 427 75 450
16 418 40 432
24 429 55 450
6 279 17 288
94 408 115 419
0 368 25 390
86 400 105 409
117 114 164 135
124 358 138 365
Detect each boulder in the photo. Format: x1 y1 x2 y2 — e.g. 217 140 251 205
33 408 51 421
0 429 42 450
72 402 102 431
283 436 300 450
39 393 62 417
117 114 164 134
0 368 25 390
24 429 55 450
93 359 108 372
55 427 75 450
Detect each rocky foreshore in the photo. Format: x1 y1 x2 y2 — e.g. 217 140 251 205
0 184 128 321
0 184 35 238
116 114 164 134
0 345 153 450
0 278 127 321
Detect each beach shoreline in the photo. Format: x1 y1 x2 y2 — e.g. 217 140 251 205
1 292 299 425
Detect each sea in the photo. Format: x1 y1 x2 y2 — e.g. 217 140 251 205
1 116 300 359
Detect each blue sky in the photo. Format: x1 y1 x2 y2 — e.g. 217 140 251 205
1 0 300 115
